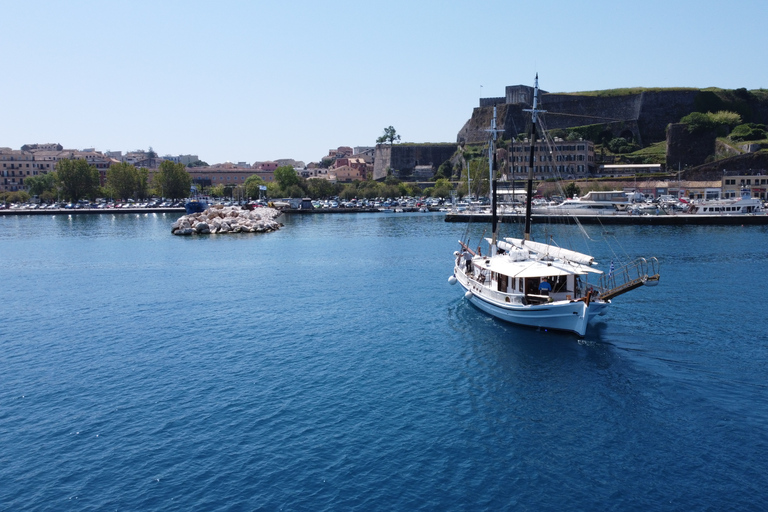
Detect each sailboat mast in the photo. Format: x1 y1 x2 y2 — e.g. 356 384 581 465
490 106 498 248
523 74 545 241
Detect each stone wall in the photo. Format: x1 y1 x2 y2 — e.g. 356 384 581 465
666 123 717 170
461 89 710 148
682 152 768 181
479 97 505 108
372 144 457 181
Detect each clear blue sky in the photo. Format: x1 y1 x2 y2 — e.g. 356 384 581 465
2 0 765 166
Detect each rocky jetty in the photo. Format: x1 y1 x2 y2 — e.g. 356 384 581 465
171 205 282 236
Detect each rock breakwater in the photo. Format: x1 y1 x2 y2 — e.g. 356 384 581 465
171 205 282 235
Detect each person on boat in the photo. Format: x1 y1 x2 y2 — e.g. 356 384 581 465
539 278 552 295
462 250 472 274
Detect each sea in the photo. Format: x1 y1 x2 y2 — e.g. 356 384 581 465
1 211 767 511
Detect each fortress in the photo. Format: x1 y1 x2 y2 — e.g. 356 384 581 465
458 85 707 147
373 85 768 181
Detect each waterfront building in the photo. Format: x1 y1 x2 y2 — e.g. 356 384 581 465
334 156 370 180
332 165 364 182
722 172 768 199
508 138 595 180
166 164 276 189
0 148 35 192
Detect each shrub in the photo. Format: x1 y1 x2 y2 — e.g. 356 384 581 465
607 137 640 154
680 112 715 134
729 123 767 142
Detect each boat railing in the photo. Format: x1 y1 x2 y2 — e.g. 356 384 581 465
596 257 660 301
457 264 525 305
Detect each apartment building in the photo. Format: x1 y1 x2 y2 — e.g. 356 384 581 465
508 138 595 180
0 148 35 192
722 173 768 199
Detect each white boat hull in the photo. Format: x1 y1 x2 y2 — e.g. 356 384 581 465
455 268 594 336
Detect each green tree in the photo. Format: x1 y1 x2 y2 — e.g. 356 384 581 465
680 112 715 134
1 190 31 204
564 182 581 199
376 126 401 146
106 162 139 200
244 174 266 199
25 172 57 197
339 184 357 200
266 182 282 198
306 178 338 199
210 184 226 198
435 160 453 180
432 178 453 198
135 167 149 199
607 137 639 154
56 158 100 202
456 158 489 198
273 165 299 190
284 184 305 198
153 160 192 199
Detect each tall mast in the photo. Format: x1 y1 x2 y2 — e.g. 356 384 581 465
488 105 503 249
523 74 545 241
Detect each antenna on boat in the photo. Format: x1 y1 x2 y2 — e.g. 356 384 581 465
522 74 546 241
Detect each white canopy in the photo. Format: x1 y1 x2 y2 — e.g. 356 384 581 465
476 254 602 278
504 237 596 266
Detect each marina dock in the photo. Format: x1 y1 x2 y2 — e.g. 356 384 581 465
444 211 768 225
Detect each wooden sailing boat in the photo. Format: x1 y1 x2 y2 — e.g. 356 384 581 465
448 75 660 336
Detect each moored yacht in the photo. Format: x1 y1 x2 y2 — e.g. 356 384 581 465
532 190 631 216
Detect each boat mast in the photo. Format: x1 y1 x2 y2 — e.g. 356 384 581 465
523 74 545 241
467 151 471 203
488 105 502 249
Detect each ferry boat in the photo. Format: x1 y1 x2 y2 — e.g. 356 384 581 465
687 189 764 215
448 75 660 336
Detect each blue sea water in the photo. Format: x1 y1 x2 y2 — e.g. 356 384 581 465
1 211 768 511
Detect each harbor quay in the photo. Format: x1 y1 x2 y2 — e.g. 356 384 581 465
444 212 768 226
0 207 185 216
4 207 768 225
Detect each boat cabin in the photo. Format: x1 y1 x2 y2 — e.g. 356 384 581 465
469 254 588 306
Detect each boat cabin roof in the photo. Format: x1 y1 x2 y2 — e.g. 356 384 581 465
475 253 600 278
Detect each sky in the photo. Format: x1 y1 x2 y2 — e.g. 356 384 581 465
2 0 766 166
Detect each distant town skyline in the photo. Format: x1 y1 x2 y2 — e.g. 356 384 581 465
2 0 765 166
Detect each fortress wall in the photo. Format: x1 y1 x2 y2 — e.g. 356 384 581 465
636 90 699 144
666 123 716 169
480 97 505 107
541 94 643 126
461 90 709 147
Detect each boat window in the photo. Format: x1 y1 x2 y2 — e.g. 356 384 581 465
551 275 569 293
